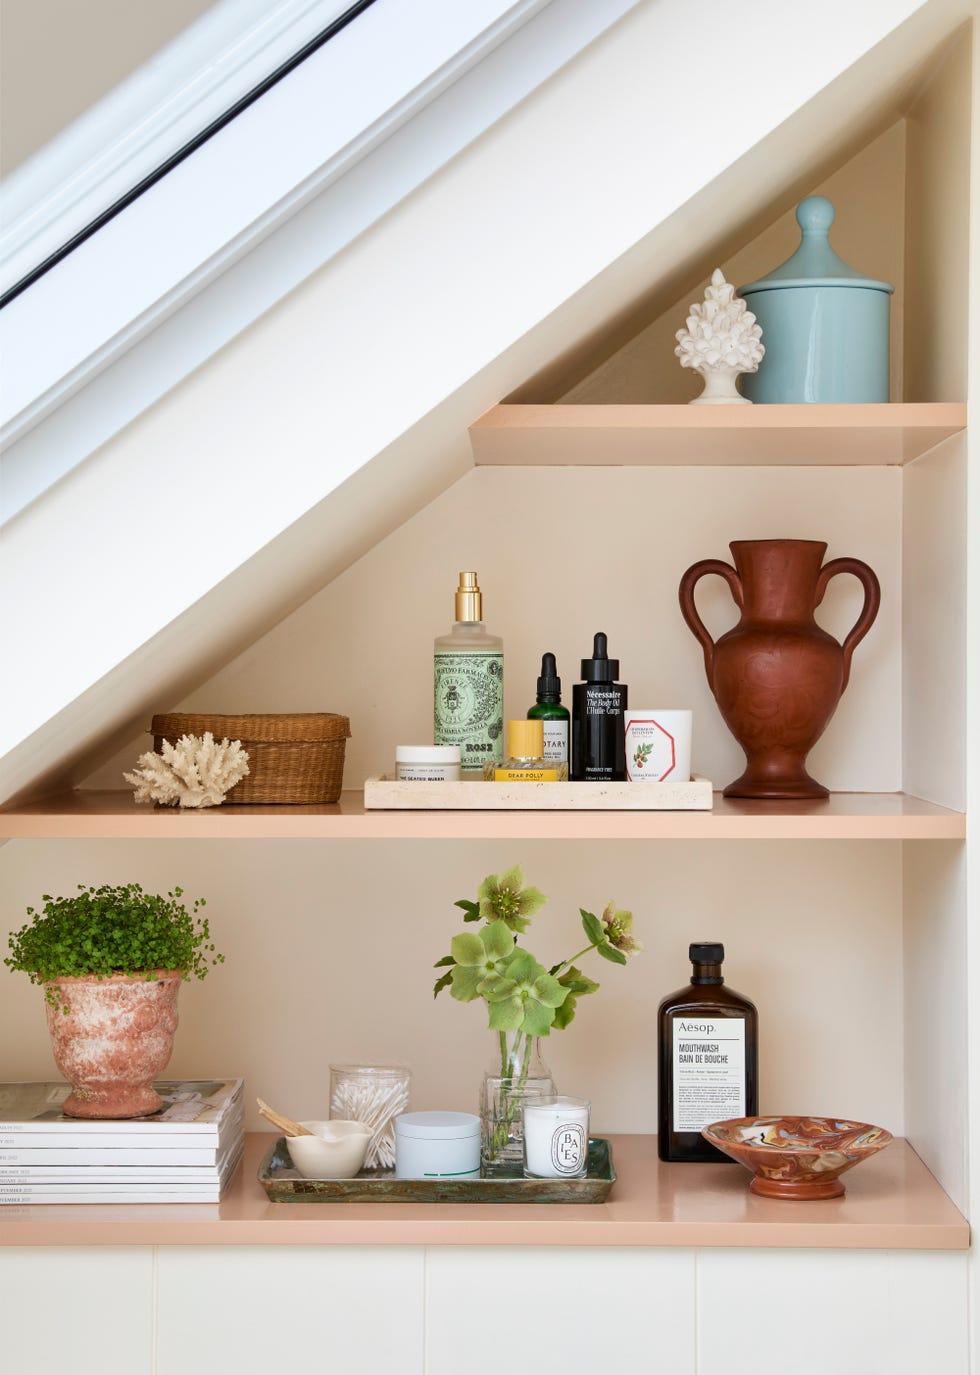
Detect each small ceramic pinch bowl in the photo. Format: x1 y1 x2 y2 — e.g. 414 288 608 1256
286 1121 372 1179
702 1116 893 1200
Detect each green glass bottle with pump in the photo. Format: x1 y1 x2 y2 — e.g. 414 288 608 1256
434 572 503 774
658 943 758 1163
527 652 570 767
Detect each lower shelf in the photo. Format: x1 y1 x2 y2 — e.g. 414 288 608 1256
0 1134 968 1249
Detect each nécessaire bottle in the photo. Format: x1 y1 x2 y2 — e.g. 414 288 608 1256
434 572 504 774
657 942 758 1163
571 632 627 782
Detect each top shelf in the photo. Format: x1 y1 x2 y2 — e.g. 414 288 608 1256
469 403 966 467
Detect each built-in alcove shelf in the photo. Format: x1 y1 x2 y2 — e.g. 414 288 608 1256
0 790 965 840
0 1134 966 1249
468 403 967 467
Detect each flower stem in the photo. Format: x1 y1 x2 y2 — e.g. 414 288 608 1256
549 942 598 977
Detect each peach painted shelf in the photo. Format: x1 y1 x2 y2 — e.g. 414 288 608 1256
0 1134 966 1249
468 403 966 467
0 790 964 840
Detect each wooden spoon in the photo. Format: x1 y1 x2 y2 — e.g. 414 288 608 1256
256 1097 314 1137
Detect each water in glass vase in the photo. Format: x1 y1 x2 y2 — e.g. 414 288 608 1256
480 1030 555 1176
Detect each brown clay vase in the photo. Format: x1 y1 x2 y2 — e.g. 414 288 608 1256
678 540 880 799
44 971 182 1118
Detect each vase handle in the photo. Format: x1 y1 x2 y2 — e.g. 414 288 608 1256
678 559 743 690
815 558 881 693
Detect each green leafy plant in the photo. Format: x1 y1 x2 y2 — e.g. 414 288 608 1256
5 883 223 1011
434 865 641 1155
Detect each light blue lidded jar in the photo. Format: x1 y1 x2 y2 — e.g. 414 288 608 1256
739 196 893 403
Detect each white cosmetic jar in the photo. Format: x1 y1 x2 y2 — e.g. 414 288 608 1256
395 746 461 781
395 1111 480 1179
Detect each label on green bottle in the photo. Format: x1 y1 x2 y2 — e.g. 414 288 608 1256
434 651 503 770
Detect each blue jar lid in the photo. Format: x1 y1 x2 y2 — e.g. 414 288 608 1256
740 197 893 295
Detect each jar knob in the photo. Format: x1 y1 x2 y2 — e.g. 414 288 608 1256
796 195 835 235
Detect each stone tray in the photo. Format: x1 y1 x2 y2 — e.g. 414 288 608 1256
258 1136 616 1203
363 775 713 810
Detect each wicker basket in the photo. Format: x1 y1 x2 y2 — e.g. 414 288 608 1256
151 713 351 805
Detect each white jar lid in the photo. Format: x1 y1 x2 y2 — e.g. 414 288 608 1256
395 1110 480 1140
396 745 461 763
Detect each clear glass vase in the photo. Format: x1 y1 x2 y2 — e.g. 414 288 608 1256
480 1030 555 1176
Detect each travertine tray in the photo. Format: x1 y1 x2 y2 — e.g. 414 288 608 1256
363 775 713 811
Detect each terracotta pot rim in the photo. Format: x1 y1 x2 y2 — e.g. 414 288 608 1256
42 970 186 986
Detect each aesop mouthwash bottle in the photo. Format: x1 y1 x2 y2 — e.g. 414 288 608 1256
434 572 504 774
571 632 627 781
528 652 570 766
658 943 758 1163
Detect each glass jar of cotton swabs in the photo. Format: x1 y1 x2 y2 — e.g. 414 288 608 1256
328 1064 411 1170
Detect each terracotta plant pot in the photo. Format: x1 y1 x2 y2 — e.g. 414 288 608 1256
679 540 880 799
44 971 182 1118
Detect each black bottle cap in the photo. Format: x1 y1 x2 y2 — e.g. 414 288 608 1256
690 942 725 965
536 652 561 697
580 631 619 682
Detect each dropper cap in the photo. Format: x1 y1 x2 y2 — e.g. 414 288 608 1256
580 632 619 682
536 652 561 698
454 572 483 622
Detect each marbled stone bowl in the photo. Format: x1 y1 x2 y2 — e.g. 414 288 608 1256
702 1116 893 1200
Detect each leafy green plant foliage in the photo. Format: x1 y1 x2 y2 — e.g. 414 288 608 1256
5 883 223 1006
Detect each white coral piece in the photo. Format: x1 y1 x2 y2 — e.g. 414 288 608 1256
124 732 250 808
675 269 765 375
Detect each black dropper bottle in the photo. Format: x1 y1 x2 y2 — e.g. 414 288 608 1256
571 632 627 781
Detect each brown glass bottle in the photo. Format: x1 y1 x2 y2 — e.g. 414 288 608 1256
658 942 758 1163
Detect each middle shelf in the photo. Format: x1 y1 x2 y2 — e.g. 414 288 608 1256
0 789 965 840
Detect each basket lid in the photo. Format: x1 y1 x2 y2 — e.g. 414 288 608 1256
740 197 893 296
151 713 351 743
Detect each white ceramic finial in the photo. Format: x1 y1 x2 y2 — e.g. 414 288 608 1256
674 268 765 404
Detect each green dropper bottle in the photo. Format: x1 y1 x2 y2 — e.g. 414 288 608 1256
527 652 570 768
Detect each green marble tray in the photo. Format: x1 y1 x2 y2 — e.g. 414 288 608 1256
258 1136 615 1203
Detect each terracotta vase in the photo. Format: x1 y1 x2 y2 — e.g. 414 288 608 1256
44 971 182 1118
678 540 880 799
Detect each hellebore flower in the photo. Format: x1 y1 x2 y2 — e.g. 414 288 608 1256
448 920 516 1002
477 865 546 935
483 949 568 1036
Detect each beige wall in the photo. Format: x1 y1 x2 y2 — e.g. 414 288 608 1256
0 0 217 174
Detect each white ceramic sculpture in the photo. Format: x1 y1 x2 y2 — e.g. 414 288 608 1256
674 269 765 404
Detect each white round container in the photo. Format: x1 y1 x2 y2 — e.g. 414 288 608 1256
395 746 461 782
395 1110 480 1179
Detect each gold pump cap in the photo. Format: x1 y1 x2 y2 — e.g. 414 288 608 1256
507 719 544 759
454 571 483 622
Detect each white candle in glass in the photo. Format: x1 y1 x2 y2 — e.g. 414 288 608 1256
522 1096 590 1178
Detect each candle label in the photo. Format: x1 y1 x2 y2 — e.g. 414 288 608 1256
672 1017 746 1132
550 1122 587 1174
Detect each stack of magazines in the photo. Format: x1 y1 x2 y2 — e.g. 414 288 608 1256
0 1079 244 1204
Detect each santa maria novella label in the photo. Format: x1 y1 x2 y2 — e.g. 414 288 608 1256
671 1017 746 1132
